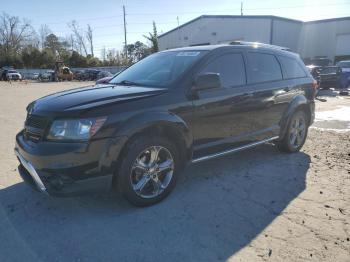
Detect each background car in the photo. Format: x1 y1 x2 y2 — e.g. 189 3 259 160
72 70 86 81
85 69 101 80
39 70 55 82
97 71 113 80
1 67 14 80
31 73 40 80
6 70 22 81
317 66 342 89
336 60 350 89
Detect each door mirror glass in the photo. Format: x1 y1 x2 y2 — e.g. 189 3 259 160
194 73 221 91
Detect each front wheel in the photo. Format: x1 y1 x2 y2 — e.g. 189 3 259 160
277 110 308 153
116 136 180 206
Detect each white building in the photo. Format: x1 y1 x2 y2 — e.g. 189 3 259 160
158 15 350 63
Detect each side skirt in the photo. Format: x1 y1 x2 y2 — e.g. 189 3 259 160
191 136 279 164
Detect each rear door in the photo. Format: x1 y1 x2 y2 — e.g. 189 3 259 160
244 51 294 137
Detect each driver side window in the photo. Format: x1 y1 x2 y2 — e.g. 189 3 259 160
200 53 246 88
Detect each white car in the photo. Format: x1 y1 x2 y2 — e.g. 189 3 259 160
6 70 22 81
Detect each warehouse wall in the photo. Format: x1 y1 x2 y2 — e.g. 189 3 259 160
299 18 350 61
158 16 350 63
158 16 271 50
271 19 302 52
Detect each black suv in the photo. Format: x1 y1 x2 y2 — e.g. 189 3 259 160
15 43 316 206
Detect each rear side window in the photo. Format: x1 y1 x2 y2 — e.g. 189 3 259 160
278 56 306 79
246 52 282 83
200 53 246 88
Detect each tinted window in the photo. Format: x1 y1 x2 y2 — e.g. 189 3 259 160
246 53 282 83
201 53 246 88
278 56 306 79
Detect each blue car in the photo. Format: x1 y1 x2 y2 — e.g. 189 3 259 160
336 60 350 89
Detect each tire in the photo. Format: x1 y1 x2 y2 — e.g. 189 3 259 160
116 135 180 206
277 110 308 153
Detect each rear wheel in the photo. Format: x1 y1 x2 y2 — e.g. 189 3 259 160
277 110 308 153
116 136 180 206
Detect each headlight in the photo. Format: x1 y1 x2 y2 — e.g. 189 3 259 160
47 117 107 141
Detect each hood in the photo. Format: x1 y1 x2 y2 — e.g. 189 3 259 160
28 84 166 114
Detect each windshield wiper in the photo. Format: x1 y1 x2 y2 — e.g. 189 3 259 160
113 80 142 86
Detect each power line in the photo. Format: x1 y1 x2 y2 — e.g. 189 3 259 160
126 2 350 16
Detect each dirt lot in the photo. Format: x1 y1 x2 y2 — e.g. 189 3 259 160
0 81 349 262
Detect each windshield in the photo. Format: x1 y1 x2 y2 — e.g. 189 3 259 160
337 61 350 68
109 51 207 87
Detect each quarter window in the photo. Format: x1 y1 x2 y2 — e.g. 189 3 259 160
246 52 282 83
278 56 306 79
200 53 246 88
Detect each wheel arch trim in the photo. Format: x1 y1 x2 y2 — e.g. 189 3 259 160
279 95 311 138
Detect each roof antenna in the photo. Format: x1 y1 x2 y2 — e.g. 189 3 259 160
241 2 243 16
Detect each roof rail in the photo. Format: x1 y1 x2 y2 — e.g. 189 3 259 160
230 41 291 51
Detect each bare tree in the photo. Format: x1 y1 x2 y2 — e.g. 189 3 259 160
101 46 106 61
68 20 88 56
39 24 52 49
0 12 33 55
86 24 94 57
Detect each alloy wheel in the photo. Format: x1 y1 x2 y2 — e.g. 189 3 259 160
289 114 306 149
130 146 174 199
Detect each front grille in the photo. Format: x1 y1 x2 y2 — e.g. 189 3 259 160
24 115 50 142
26 115 48 129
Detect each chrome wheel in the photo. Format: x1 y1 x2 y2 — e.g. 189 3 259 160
289 113 306 149
130 146 174 199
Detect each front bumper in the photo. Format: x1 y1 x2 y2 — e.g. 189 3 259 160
15 131 126 196
15 148 48 194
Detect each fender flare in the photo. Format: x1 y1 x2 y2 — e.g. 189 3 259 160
117 111 192 147
279 95 310 138
103 111 193 172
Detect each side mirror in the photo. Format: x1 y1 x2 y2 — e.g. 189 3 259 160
194 73 221 91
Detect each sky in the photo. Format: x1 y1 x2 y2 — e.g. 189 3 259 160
2 0 350 58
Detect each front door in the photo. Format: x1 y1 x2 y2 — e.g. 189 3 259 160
191 51 262 156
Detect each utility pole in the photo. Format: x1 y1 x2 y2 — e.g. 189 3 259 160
241 2 243 16
177 16 181 47
123 5 127 61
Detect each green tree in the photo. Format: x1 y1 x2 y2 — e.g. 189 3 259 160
44 34 62 56
126 41 150 63
143 21 159 53
21 46 42 68
69 51 87 67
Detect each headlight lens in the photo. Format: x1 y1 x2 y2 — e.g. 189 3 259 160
47 117 107 141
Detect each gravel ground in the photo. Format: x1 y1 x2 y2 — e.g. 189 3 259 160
0 81 349 262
